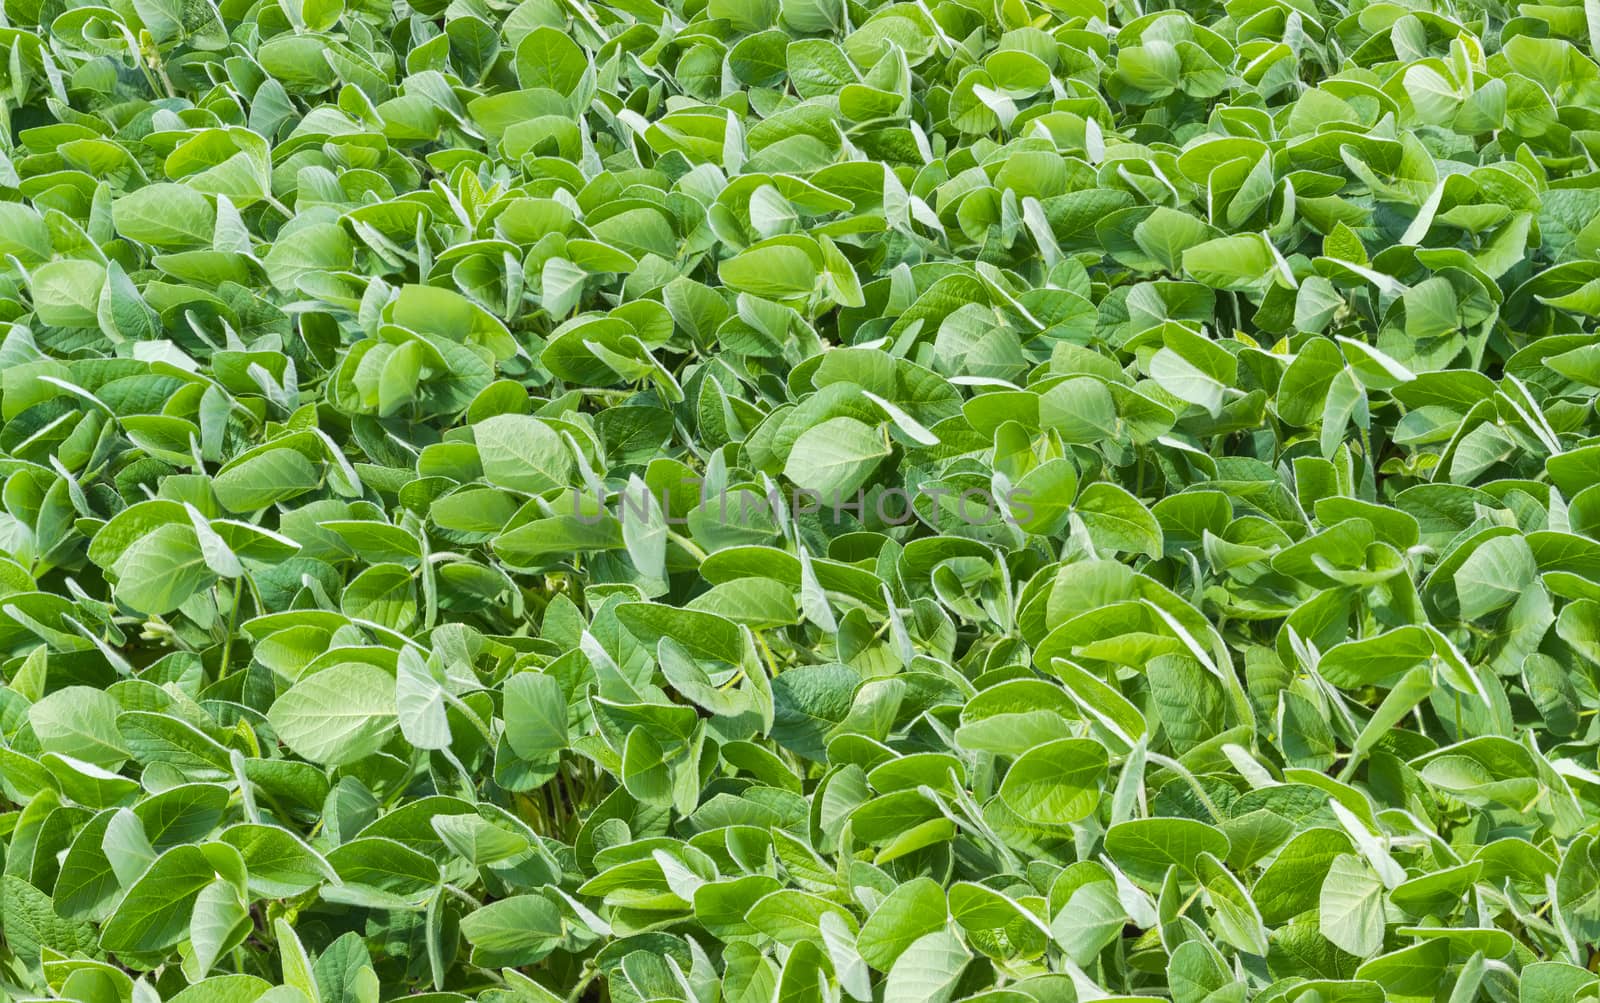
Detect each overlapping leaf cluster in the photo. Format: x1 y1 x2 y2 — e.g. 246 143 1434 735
5 0 1600 999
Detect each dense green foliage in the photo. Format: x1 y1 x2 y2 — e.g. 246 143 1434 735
6 0 1600 1000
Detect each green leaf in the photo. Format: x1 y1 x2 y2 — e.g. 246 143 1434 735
857 878 947 970
1076 482 1163 558
1105 817 1231 885
515 27 589 93
1183 233 1288 295
719 237 823 298
784 416 889 499
882 929 969 1003
112 185 216 248
267 664 398 767
29 687 129 769
98 845 219 953
1318 626 1434 688
188 879 251 977
476 414 573 495
1455 534 1538 620
1320 853 1386 958
1039 377 1118 443
212 449 321 512
998 738 1107 824
111 523 216 614
502 672 569 760
460 895 564 966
